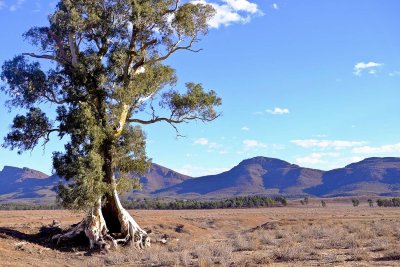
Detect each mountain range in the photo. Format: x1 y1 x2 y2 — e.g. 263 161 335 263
1 157 400 203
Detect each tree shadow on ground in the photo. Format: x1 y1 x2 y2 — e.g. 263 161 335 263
0 224 95 254
374 255 400 261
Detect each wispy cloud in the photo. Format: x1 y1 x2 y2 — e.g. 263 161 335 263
176 164 229 176
389 71 400 77
194 137 209 145
223 0 258 13
0 1 6 10
194 137 224 152
241 126 250 131
9 0 25 11
352 143 400 154
353 61 383 76
266 107 290 115
291 139 366 150
192 0 262 28
243 139 267 149
272 3 279 10
295 152 340 165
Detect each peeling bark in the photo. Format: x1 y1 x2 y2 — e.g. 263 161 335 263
53 189 150 251
52 198 116 250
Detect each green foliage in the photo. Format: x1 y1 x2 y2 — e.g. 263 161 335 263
0 203 62 210
1 0 220 212
376 198 400 207
122 196 287 210
0 195 288 210
321 200 326 207
274 196 288 206
351 198 360 207
162 83 222 122
367 199 373 207
2 107 52 154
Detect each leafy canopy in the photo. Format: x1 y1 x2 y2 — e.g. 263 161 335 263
1 0 221 210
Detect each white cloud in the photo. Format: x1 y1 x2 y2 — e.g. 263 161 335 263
272 3 279 10
192 0 261 28
389 71 400 77
353 61 383 76
0 1 5 10
349 156 365 163
9 0 25 11
223 0 258 13
194 138 224 152
266 107 290 115
194 138 209 145
241 126 250 131
176 164 229 176
243 139 267 149
208 142 222 149
352 143 400 154
295 152 340 165
291 139 366 150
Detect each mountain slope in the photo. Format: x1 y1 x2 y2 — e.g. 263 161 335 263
0 166 58 203
1 157 400 203
0 163 191 202
305 157 400 196
155 157 323 197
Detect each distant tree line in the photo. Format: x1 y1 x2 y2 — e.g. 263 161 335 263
122 196 288 210
376 198 400 207
0 196 287 210
0 203 62 210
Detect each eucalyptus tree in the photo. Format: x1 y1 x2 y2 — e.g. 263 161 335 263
1 0 220 249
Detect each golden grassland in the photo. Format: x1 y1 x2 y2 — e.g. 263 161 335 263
0 201 400 266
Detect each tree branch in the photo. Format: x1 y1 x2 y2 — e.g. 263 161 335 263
22 53 67 65
127 115 215 125
165 0 180 14
146 36 200 65
68 32 79 67
44 128 61 142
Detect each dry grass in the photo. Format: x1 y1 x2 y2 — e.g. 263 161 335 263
1 204 400 266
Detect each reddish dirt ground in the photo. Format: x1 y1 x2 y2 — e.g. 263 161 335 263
1 203 400 266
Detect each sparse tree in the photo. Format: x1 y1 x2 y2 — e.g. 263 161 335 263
351 198 360 207
367 199 373 207
304 196 309 205
300 200 305 205
1 0 219 250
321 200 326 207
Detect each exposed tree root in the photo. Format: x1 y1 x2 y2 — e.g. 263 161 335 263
52 199 116 250
110 187 151 249
52 190 151 251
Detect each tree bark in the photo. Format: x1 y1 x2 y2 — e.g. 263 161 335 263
53 160 150 250
102 182 150 248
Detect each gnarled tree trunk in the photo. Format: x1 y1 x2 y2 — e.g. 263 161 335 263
53 176 150 250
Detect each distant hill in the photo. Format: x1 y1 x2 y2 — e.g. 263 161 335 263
305 157 400 197
0 163 191 203
154 157 323 197
1 157 400 203
138 163 191 192
0 166 58 203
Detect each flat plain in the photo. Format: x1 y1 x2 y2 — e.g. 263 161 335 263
1 201 400 266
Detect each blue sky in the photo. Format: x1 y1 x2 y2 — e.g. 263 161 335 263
0 0 399 176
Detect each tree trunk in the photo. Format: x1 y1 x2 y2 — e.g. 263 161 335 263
52 198 116 250
53 138 150 250
102 183 151 248
52 178 150 250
